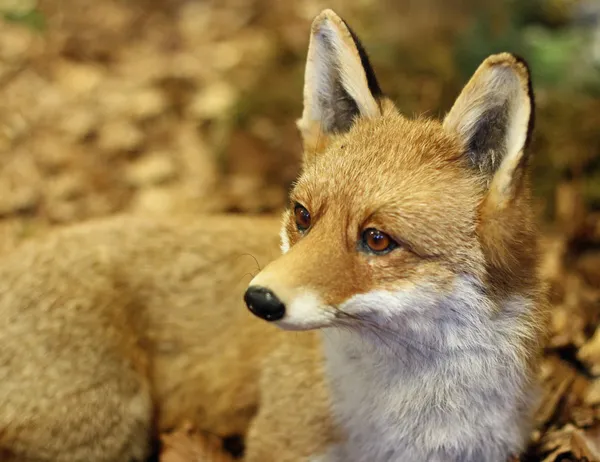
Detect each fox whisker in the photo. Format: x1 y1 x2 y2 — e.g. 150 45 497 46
331 309 442 362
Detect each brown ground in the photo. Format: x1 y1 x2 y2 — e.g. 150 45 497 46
0 1 599 461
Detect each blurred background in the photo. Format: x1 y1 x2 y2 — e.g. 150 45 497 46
0 0 599 460
0 0 598 232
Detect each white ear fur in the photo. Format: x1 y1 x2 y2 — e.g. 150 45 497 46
297 9 382 156
309 13 380 121
443 53 533 184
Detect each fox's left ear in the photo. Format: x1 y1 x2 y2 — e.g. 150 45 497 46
443 53 534 210
297 9 384 160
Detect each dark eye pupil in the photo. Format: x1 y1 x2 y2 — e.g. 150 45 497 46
363 228 394 253
295 206 311 230
370 232 386 248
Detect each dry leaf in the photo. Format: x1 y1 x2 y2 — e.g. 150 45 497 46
160 422 235 462
579 329 600 377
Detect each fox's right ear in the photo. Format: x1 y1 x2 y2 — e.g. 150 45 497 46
297 9 383 160
443 53 534 210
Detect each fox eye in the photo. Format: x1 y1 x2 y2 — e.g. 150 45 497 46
362 228 397 254
294 204 311 232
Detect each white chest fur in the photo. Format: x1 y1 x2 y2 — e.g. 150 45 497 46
318 280 537 462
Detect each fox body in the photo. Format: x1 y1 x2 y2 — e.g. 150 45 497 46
0 215 288 461
0 9 545 462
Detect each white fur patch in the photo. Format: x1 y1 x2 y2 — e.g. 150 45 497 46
490 67 531 202
321 275 536 461
279 219 290 254
503 76 530 168
275 291 335 331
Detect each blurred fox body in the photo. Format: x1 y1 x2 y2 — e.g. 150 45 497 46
0 9 545 462
0 215 286 461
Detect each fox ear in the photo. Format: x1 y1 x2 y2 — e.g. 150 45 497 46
297 9 383 160
443 53 534 209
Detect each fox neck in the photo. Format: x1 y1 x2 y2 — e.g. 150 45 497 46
319 275 535 451
325 276 507 363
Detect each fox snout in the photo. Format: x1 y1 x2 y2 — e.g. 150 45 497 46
243 281 335 331
244 286 285 322
242 243 341 331
242 222 351 331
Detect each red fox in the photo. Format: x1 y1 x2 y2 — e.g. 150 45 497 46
0 9 545 462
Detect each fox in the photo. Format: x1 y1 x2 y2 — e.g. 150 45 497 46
0 8 545 462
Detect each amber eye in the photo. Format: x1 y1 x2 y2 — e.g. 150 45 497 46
362 228 397 254
294 205 311 231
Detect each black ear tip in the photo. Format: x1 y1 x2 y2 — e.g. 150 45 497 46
510 53 530 70
339 18 383 99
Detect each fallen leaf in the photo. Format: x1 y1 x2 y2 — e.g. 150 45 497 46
160 422 235 462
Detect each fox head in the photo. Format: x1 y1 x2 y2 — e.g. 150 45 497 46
244 9 538 333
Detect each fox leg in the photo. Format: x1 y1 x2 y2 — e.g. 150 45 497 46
244 404 331 462
243 336 333 462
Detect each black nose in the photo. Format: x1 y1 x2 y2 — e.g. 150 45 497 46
244 286 285 321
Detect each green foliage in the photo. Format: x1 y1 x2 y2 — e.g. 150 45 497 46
455 8 526 76
526 26 600 95
583 170 600 208
2 4 46 32
455 0 600 95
